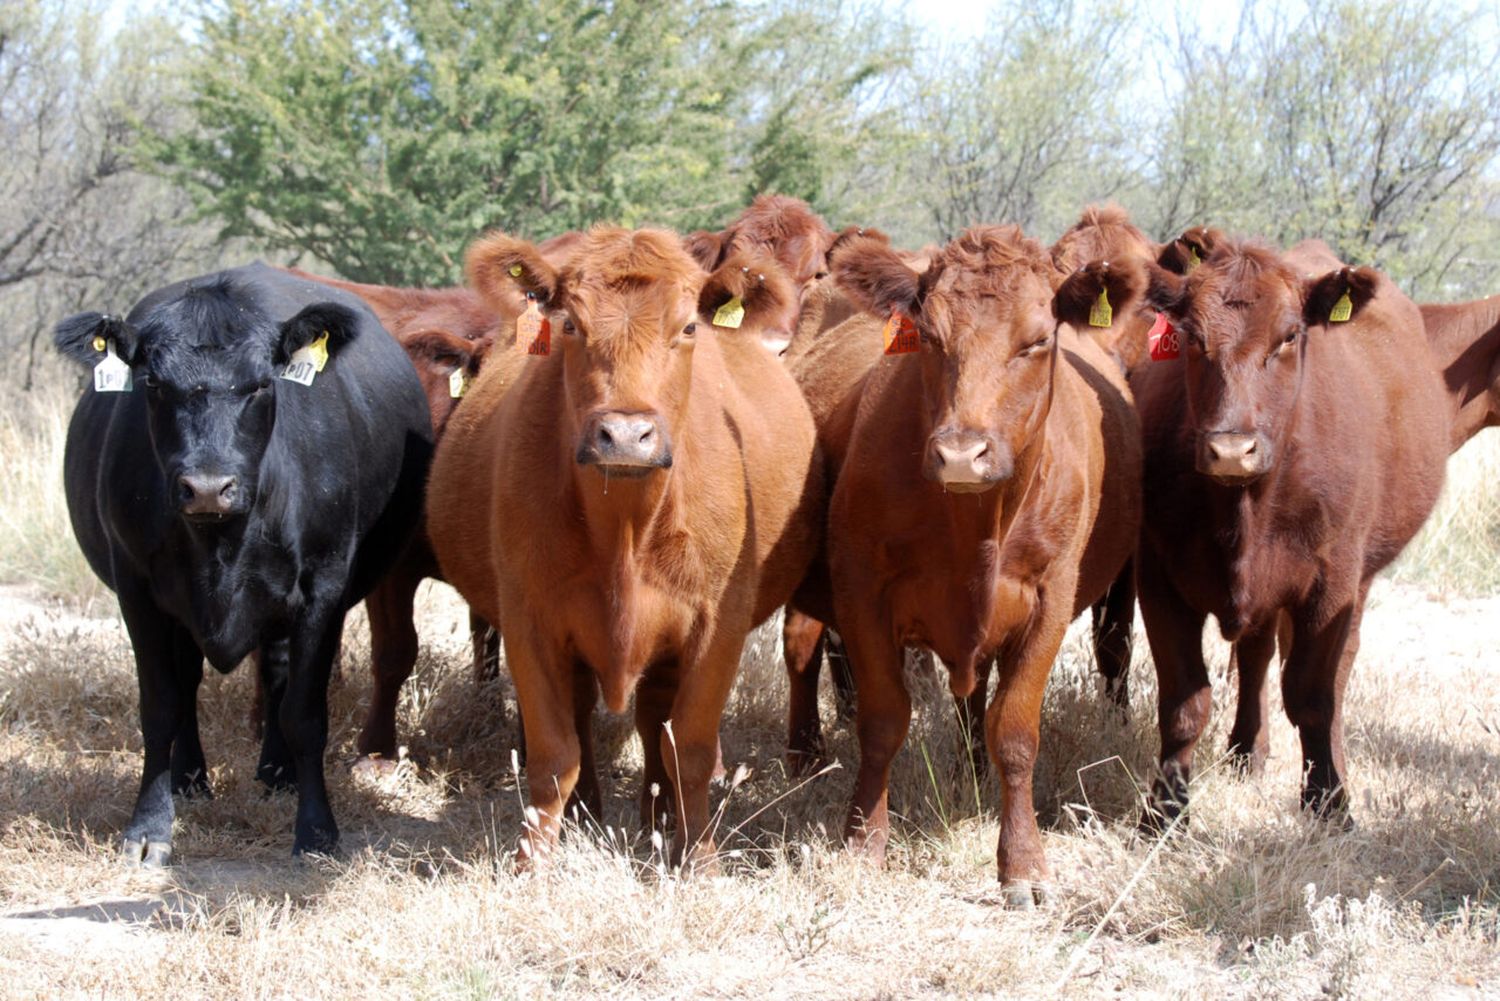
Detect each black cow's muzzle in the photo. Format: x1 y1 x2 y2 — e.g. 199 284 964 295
178 472 241 521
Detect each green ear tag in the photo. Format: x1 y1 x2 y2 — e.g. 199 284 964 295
1329 291 1353 323
449 367 469 399
1188 247 1202 270
713 295 745 329
1088 288 1113 328
509 264 523 278
92 335 107 353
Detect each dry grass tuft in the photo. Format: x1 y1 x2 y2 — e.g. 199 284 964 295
1 394 1497 997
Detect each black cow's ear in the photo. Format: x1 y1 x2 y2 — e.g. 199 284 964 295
53 312 139 367
1303 266 1380 327
832 234 920 320
1053 257 1147 329
274 302 362 365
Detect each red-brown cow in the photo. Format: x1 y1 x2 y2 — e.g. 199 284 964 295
427 228 823 869
826 227 1143 901
1132 239 1447 828
1050 204 1163 371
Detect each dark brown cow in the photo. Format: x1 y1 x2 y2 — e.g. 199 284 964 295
427 228 823 869
826 227 1143 901
1131 239 1447 828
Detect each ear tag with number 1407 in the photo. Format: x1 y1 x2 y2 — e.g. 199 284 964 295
93 340 132 393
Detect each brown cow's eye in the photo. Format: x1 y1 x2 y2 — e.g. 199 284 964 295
562 318 576 335
682 322 697 338
1018 334 1052 357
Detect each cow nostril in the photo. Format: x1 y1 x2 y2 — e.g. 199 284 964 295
1243 438 1257 456
178 477 195 503
598 425 615 448
638 425 654 446
219 477 238 501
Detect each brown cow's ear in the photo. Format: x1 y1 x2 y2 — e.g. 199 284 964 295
465 232 559 311
402 330 482 376
827 226 890 265
1157 226 1223 275
1053 257 1148 328
700 253 797 333
832 235 920 319
1303 266 1380 327
1142 263 1188 317
683 230 726 273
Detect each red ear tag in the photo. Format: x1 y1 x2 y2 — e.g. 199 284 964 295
882 310 919 355
516 300 551 356
1148 312 1179 361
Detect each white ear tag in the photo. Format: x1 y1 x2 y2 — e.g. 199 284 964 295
93 341 133 393
280 331 330 386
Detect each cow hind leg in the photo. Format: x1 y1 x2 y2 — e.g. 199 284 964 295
567 662 603 825
256 638 298 791
783 610 829 775
1227 623 1278 775
1092 559 1135 712
634 663 680 833
170 650 210 798
357 571 421 768
827 629 857 723
663 629 746 874
954 655 992 782
1136 555 1212 833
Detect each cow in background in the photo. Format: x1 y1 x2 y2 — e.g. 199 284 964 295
428 228 823 870
55 262 433 862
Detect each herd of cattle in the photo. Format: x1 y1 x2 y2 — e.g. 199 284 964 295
53 196 1499 902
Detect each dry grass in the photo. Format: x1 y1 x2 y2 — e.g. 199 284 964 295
1390 432 1500 596
1 391 1497 999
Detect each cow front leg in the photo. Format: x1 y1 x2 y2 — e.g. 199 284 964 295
117 584 202 867
986 588 1071 904
256 637 297 791
663 628 746 874
505 620 581 868
1091 558 1135 711
838 607 910 867
170 649 209 798
279 616 343 856
1136 552 1212 832
1284 585 1365 824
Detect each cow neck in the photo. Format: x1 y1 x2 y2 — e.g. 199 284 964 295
1423 297 1500 449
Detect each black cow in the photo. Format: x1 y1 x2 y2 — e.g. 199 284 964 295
54 262 433 864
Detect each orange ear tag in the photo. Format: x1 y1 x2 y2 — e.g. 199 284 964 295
882 309 919 355
1147 312 1179 360
516 300 551 356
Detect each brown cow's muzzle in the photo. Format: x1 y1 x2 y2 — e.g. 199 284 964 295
576 411 673 475
926 428 1009 493
1198 431 1270 483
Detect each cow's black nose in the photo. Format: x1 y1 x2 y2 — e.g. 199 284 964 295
179 473 238 517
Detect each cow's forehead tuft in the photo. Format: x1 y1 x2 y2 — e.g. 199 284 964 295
137 278 280 381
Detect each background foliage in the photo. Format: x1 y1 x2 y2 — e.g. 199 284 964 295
3 0 1500 384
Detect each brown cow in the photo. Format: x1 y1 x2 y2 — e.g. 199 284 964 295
826 226 1143 901
427 228 823 870
1131 239 1447 828
1050 204 1162 372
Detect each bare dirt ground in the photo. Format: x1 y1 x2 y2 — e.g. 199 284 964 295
0 578 1495 999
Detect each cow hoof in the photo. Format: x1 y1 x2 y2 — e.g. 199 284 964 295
1000 879 1050 910
120 836 172 869
1138 802 1186 838
256 764 297 793
292 825 340 858
351 755 400 782
173 774 213 799
785 749 828 779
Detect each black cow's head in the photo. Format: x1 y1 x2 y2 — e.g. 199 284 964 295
55 278 362 524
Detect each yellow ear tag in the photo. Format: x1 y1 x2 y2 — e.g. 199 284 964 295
92 335 107 353
516 300 551 356
448 366 469 399
1188 247 1202 271
280 332 330 386
1329 291 1353 323
1088 289 1113 328
712 295 745 329
509 264 523 278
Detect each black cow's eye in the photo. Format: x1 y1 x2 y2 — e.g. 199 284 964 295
562 318 576 336
682 322 697 338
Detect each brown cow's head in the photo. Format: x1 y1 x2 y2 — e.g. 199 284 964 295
835 226 1144 492
1145 240 1379 484
467 227 793 479
692 195 837 303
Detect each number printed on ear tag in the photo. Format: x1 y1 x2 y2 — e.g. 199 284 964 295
713 296 745 329
1148 312 1179 361
93 341 132 393
280 332 330 387
1329 291 1353 323
882 310 919 354
516 301 551 356
1089 289 1113 328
